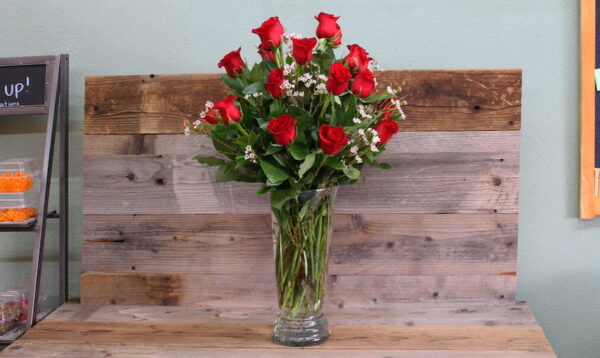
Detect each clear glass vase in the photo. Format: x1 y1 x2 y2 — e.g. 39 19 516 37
270 187 338 347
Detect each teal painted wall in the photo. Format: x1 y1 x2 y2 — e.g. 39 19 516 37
0 0 595 356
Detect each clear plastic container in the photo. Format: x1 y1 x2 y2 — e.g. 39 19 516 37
0 159 39 223
0 291 22 335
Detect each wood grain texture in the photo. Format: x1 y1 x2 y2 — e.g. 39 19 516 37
16 321 552 351
1 303 554 357
83 131 521 157
80 272 516 306
83 152 519 215
0 345 558 358
580 0 597 218
84 70 521 135
45 302 537 327
82 213 517 276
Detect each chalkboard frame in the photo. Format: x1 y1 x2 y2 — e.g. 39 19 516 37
0 55 57 115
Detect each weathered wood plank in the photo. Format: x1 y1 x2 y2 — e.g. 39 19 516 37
80 272 515 306
84 70 521 135
45 302 537 327
17 321 551 351
83 152 519 214
83 131 521 156
82 213 517 276
0 345 558 358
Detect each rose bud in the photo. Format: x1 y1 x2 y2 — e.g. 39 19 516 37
319 124 348 155
375 118 399 145
380 97 401 120
351 69 375 98
252 16 284 50
267 114 297 146
202 107 219 125
218 48 246 78
258 43 276 62
209 95 242 125
343 44 372 72
326 62 352 95
264 68 285 99
291 37 317 65
315 12 341 39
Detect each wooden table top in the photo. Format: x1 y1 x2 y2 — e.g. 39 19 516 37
0 302 555 357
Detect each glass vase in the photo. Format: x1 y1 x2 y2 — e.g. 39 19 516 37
271 187 338 347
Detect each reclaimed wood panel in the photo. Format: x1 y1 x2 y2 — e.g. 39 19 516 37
1 303 554 357
82 213 517 276
80 272 515 306
84 70 521 135
0 345 558 358
15 321 551 351
83 152 519 215
83 131 521 156
45 302 537 327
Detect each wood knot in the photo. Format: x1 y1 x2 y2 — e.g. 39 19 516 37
155 178 165 186
473 105 481 111
492 177 502 186
432 292 439 298
126 173 135 181
92 104 101 112
386 241 395 249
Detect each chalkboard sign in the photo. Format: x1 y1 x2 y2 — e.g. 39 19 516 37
0 56 55 115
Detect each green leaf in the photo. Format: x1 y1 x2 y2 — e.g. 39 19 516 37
288 141 309 160
324 157 344 170
260 159 289 184
266 144 283 155
242 81 265 96
270 188 299 210
298 152 316 178
343 165 360 180
363 92 395 103
249 64 263 83
193 155 227 166
215 162 237 182
220 74 244 93
257 185 271 195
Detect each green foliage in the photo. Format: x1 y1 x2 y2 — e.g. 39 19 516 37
186 32 405 201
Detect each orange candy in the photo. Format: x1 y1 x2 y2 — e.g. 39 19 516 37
0 172 34 193
0 208 37 222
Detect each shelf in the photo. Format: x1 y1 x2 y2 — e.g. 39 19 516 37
0 218 37 232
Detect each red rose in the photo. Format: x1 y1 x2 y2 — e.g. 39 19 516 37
202 107 219 125
264 68 285 99
326 62 351 95
267 114 297 146
252 16 284 50
315 12 340 39
204 95 241 125
332 31 342 46
291 37 317 65
218 48 246 78
343 44 372 72
375 118 399 145
258 43 275 61
319 124 348 155
351 69 375 98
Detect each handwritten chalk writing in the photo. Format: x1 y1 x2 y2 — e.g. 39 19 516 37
3 77 30 99
0 64 46 108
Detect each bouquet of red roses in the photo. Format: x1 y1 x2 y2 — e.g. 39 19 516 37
185 13 406 346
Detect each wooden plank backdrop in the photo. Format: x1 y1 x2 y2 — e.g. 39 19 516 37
81 69 522 307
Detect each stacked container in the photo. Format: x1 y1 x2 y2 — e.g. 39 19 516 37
0 291 24 335
0 159 39 225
